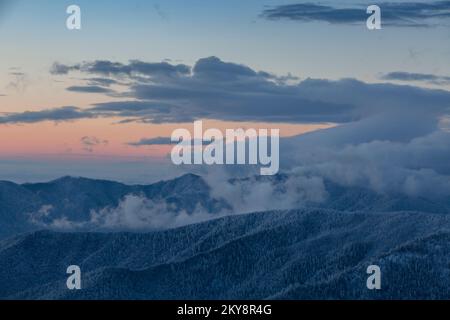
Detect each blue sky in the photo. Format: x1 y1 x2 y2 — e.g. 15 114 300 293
1 0 449 82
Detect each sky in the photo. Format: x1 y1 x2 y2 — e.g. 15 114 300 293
0 0 449 183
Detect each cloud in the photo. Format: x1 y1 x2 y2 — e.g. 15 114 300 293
83 57 450 124
382 71 450 85
205 171 328 214
86 78 120 87
127 136 212 146
81 136 109 153
7 71 29 93
29 205 54 226
277 111 450 198
94 174 328 230
2 56 447 125
33 195 218 231
66 85 114 94
261 1 450 27
89 195 216 230
128 137 173 146
0 106 95 124
125 76 450 124
29 174 328 231
50 63 79 75
51 60 191 78
183 110 450 205
193 56 284 82
173 102 450 202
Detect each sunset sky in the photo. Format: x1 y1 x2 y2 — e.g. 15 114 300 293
1 0 449 182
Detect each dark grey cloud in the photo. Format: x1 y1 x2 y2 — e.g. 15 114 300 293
66 85 114 94
128 137 173 146
128 137 212 146
86 78 120 87
0 107 95 124
50 63 78 75
192 56 298 83
91 100 172 113
129 83 356 123
194 56 272 81
51 60 191 78
119 57 450 123
382 71 450 84
89 101 194 124
261 1 450 27
110 56 360 123
4 56 448 125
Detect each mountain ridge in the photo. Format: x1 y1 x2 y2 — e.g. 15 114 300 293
2 208 450 299
0 173 449 240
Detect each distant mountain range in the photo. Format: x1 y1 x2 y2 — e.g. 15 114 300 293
1 173 449 239
0 174 450 299
0 174 227 239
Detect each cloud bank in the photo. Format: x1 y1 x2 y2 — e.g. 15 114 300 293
2 56 450 126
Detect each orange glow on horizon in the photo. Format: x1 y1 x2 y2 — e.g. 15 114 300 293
0 117 334 159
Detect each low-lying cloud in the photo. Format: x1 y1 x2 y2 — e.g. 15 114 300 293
29 172 329 231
